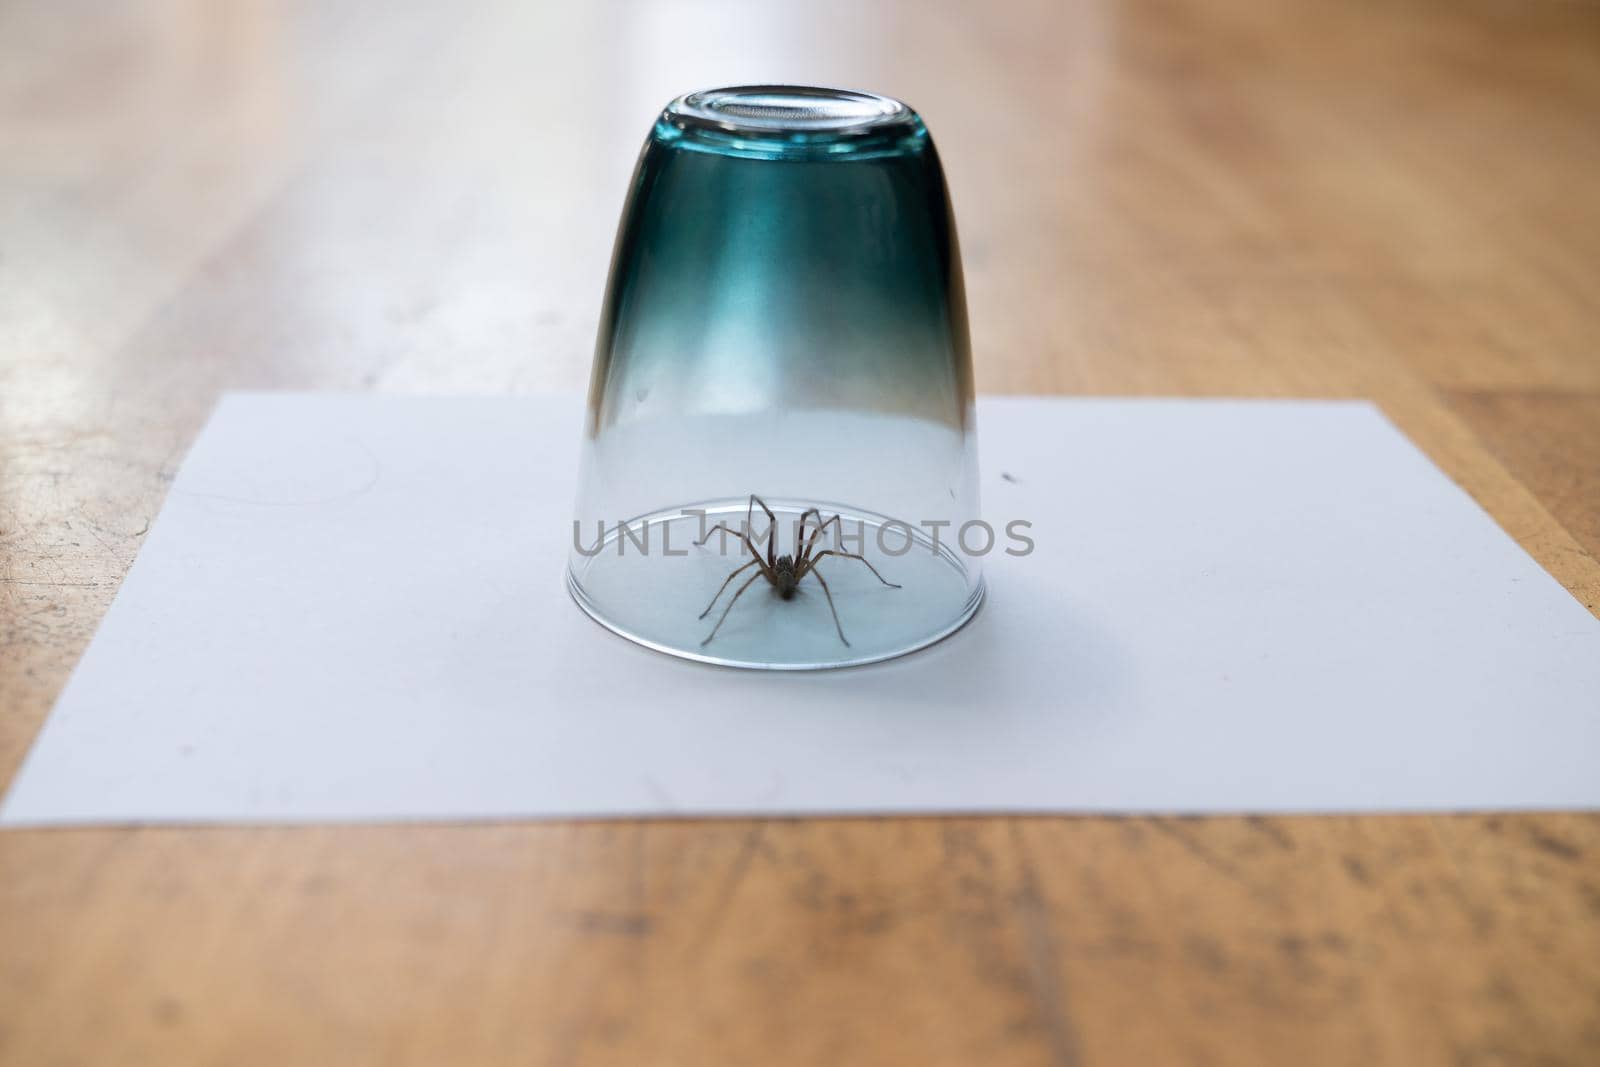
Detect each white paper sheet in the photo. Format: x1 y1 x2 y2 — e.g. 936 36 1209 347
4 394 1597 825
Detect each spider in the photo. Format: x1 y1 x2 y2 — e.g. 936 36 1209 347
694 494 901 647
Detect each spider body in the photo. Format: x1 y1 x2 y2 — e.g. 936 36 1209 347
772 555 799 599
694 495 901 647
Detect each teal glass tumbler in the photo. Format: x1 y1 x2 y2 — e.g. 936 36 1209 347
567 86 982 670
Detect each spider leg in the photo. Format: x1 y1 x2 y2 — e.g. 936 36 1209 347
807 566 850 646
749 494 778 568
805 549 901 588
800 512 842 563
795 507 823 557
696 522 773 574
698 558 759 619
796 508 832 559
701 569 765 646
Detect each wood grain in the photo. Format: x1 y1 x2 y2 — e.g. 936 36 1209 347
2 1 1598 1064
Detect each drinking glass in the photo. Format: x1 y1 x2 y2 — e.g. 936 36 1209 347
568 85 982 669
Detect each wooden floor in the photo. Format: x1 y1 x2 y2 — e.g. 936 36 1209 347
3 1 1598 1063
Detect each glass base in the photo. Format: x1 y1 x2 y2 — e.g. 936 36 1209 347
567 498 984 670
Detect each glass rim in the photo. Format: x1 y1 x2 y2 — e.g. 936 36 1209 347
669 85 913 133
656 85 927 160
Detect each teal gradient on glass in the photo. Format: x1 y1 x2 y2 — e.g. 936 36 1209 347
570 86 981 670
588 87 971 436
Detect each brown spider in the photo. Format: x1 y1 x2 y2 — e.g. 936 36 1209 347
695 494 901 647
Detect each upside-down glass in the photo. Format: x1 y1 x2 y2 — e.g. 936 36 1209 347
568 86 982 669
